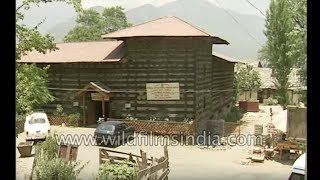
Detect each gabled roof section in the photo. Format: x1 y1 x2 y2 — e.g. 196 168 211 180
76 81 111 97
19 41 125 63
102 16 229 44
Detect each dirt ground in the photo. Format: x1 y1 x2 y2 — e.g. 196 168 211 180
16 105 293 180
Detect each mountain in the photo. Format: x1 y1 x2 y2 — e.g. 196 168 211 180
46 0 266 60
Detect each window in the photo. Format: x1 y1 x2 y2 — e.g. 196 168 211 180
29 118 46 124
117 123 128 131
288 173 305 180
98 124 115 131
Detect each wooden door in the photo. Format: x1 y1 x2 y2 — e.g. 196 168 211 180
87 101 96 125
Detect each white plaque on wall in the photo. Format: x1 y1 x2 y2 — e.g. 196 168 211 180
146 82 180 100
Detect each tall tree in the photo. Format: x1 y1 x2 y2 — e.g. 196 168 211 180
16 0 81 117
101 6 131 34
64 6 131 42
64 9 103 42
287 0 307 86
259 0 294 109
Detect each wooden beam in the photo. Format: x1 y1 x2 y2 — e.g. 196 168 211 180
83 95 86 126
102 98 105 119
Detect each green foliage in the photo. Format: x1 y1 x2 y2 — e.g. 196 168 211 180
101 6 132 34
154 108 169 121
53 104 65 116
263 97 278 105
35 135 59 161
112 110 123 119
16 0 82 60
16 64 54 115
287 0 307 85
16 0 82 118
224 106 245 122
64 26 103 42
64 6 131 42
234 65 261 99
34 134 88 180
36 158 78 180
259 0 306 109
96 160 138 180
67 113 80 126
53 104 80 126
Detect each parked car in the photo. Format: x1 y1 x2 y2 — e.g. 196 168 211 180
288 153 306 180
24 112 51 141
94 121 135 146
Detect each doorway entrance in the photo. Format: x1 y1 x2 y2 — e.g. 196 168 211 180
76 82 112 126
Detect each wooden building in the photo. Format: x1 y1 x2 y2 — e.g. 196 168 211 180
20 16 236 134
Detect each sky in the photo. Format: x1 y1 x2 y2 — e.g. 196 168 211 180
16 0 270 37
81 0 270 18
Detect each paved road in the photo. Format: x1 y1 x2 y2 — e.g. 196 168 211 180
16 126 292 180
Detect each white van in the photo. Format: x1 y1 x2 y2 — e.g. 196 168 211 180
288 153 306 180
24 112 51 141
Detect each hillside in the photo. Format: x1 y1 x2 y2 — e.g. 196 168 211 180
46 0 267 59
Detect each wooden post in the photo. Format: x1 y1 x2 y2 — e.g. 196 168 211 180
136 156 142 169
99 149 102 165
150 157 158 180
65 145 71 161
129 153 133 162
164 145 169 171
164 145 168 160
102 98 105 119
141 151 148 169
83 95 86 126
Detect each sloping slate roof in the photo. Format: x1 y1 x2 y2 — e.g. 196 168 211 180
90 82 111 93
255 68 275 89
288 68 303 89
254 67 305 90
19 41 124 63
212 51 241 63
102 16 229 44
76 81 111 97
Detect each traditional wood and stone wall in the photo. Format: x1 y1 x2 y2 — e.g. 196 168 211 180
38 37 234 134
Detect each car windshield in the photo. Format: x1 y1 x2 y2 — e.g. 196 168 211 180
289 173 304 180
98 124 115 131
29 118 46 124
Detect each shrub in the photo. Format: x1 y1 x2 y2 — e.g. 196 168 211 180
35 135 58 161
67 113 80 127
224 106 245 122
34 134 88 180
263 97 278 105
36 158 80 180
96 160 138 180
53 104 65 116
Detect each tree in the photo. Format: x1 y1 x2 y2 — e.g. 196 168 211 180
16 0 81 118
234 64 262 100
16 64 54 116
287 0 307 104
101 6 132 34
259 0 294 109
64 6 131 42
64 9 103 42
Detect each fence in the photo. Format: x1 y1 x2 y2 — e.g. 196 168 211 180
16 116 240 138
120 119 195 136
99 145 169 180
